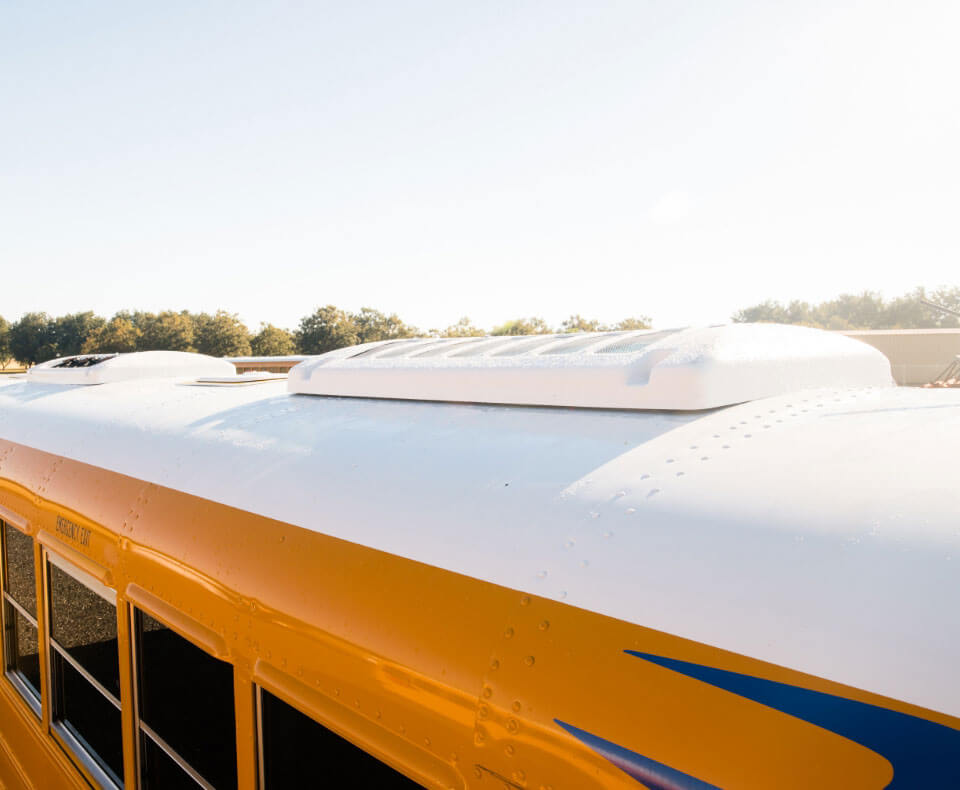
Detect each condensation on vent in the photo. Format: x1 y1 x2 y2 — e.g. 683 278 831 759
53 355 118 368
491 336 561 357
594 330 680 354
541 333 627 355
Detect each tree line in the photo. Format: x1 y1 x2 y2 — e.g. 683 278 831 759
1 286 956 368
0 308 652 367
732 286 960 330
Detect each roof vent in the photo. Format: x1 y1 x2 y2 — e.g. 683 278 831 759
28 351 236 385
288 324 894 410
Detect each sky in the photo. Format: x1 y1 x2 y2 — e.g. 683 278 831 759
2 1 958 332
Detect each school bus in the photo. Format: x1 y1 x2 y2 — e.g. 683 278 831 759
1 325 958 789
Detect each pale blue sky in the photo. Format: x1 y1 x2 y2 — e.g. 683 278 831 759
2 1 958 331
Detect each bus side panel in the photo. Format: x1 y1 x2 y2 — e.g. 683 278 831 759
0 685 86 790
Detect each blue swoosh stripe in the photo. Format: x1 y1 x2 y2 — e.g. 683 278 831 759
626 651 960 789
555 719 720 790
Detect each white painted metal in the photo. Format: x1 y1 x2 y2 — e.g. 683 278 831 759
28 351 235 385
290 324 894 410
0 343 958 719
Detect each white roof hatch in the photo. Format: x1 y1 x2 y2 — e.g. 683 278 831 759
28 351 236 385
289 324 894 410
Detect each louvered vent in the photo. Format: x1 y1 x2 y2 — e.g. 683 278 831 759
288 325 895 410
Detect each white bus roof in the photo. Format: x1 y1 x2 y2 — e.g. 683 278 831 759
1 328 957 719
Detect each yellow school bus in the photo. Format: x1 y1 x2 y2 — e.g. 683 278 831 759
1 326 958 789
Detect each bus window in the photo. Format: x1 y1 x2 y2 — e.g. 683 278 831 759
47 558 124 788
1 521 41 714
258 688 422 788
134 609 237 790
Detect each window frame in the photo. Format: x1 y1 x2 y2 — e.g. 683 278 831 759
129 605 232 790
1 519 42 718
44 547 124 790
254 683 422 790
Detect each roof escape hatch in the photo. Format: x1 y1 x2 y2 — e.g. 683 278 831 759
288 324 894 411
28 351 236 385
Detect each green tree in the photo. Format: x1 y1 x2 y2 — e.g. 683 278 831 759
560 314 605 333
9 312 57 365
81 317 141 353
50 312 106 357
296 306 359 354
139 311 195 351
491 317 552 336
0 315 11 369
251 323 296 355
913 286 960 328
614 316 653 331
733 300 816 325
193 311 252 357
351 307 418 344
438 317 485 337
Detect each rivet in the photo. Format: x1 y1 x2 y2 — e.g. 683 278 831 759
524 655 536 667
504 627 514 639
505 745 515 756
424 737 431 746
520 595 531 606
539 620 550 631
507 718 520 734
478 705 489 719
513 771 526 782
512 700 522 712
490 659 500 670
482 686 493 698
474 768 483 779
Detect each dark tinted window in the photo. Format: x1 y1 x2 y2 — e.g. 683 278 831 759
54 656 124 784
5 604 41 695
47 560 123 788
1 522 40 710
49 563 120 697
3 523 36 617
260 689 421 788
136 610 237 789
139 734 204 790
